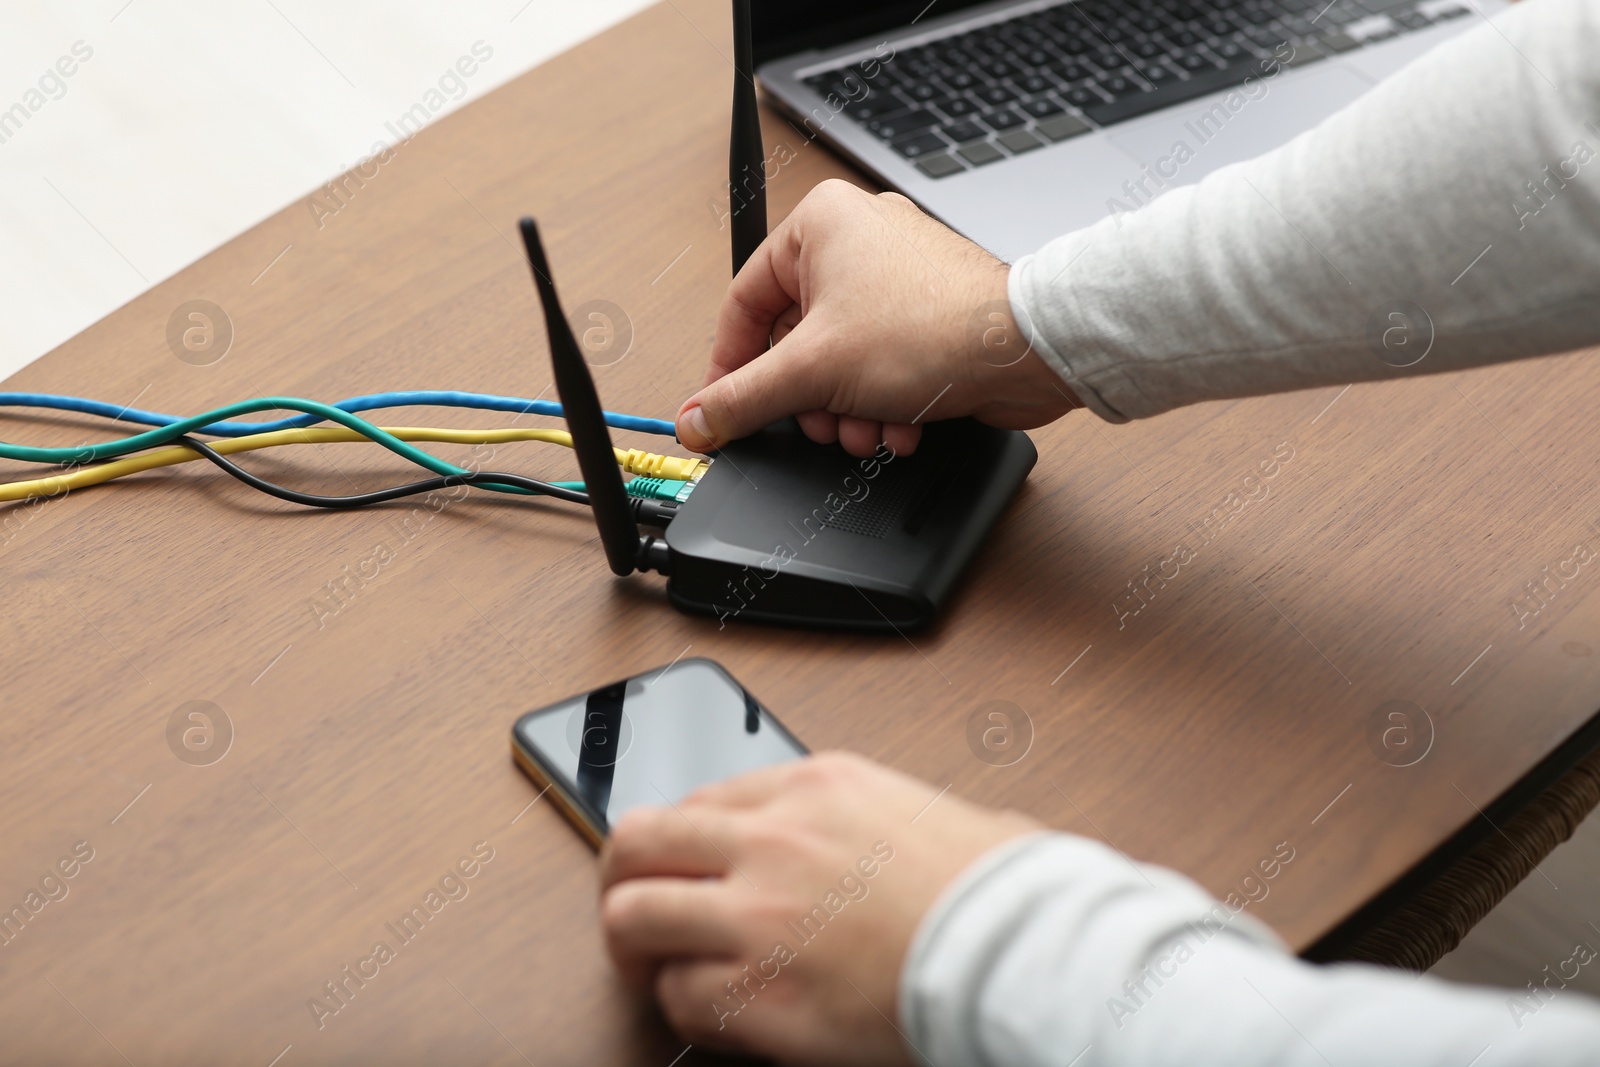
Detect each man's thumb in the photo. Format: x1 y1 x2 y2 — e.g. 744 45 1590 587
675 401 718 453
676 325 833 451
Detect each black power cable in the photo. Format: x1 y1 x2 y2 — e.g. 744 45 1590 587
175 435 590 509
174 436 682 527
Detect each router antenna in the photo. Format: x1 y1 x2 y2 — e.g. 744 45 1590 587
729 0 768 276
519 217 642 577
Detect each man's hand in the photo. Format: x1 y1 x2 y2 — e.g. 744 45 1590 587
598 752 1039 1065
677 180 1079 457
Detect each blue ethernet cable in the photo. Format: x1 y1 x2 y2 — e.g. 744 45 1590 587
0 397 508 469
0 390 677 438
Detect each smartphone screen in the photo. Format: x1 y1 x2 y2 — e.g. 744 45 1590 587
511 658 807 843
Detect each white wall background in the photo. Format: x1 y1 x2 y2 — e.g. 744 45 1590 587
0 0 654 381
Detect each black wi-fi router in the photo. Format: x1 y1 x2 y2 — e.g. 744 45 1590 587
515 1 1036 632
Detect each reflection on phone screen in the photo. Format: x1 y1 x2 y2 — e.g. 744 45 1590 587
515 659 806 833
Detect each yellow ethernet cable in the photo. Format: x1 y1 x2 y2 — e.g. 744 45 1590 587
618 447 711 481
0 426 706 503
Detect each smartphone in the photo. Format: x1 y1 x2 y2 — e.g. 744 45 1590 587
510 658 808 847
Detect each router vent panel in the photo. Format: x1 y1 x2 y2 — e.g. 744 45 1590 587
821 466 929 539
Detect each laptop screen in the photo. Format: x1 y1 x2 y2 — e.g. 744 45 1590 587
752 1 999 65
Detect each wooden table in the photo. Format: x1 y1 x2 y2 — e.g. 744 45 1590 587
4 1 1598 1062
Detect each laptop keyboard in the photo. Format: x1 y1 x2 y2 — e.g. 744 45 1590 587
800 0 1468 179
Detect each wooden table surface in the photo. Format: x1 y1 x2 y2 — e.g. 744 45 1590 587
4 1 1599 1063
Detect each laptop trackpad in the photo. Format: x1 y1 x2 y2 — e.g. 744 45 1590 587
1107 64 1376 181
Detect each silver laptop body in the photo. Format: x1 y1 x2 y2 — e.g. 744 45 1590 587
759 0 1504 260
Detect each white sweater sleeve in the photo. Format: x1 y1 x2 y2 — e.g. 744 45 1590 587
899 833 1600 1067
1008 0 1600 423
945 5 1600 1062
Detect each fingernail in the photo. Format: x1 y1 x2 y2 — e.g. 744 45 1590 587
679 404 713 447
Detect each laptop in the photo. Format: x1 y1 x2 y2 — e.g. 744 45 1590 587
754 0 1504 260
